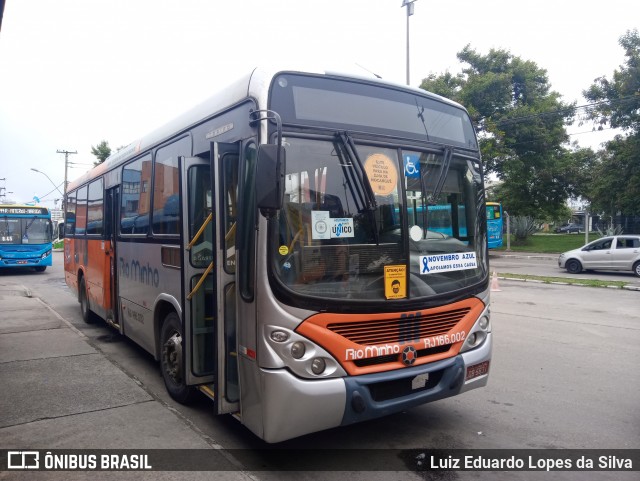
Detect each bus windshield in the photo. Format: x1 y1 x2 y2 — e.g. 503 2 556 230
270 136 486 302
0 217 52 244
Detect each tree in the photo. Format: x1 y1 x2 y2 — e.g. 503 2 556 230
587 135 640 217
91 140 111 165
420 46 583 220
583 29 640 134
582 30 640 218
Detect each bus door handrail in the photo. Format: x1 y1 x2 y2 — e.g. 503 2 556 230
187 261 214 300
186 213 212 250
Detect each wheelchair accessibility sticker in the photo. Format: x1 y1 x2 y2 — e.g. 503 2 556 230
404 154 420 178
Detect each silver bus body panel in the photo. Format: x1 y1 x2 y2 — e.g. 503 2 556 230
258 369 346 444
458 332 492 393
117 242 181 357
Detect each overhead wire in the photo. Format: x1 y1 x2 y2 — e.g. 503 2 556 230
479 95 638 128
36 182 65 202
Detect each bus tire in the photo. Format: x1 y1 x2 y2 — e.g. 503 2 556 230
160 312 196 404
34 266 47 272
79 278 94 323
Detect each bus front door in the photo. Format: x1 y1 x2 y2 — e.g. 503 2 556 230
105 186 121 327
181 153 238 415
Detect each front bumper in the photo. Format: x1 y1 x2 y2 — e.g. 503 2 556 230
341 332 492 425
256 332 492 443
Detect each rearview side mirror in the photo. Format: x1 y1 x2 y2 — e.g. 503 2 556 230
255 144 286 217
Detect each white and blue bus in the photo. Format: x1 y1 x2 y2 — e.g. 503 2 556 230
65 67 492 442
0 204 53 272
486 202 503 249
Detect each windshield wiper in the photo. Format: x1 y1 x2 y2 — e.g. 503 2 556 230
337 132 377 211
333 132 380 244
21 216 35 241
419 168 429 235
429 146 453 204
415 99 431 141
24 216 37 235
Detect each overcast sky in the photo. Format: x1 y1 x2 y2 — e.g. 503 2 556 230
0 0 637 207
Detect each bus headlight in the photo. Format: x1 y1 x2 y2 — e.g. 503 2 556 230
264 325 347 379
460 312 491 353
41 250 52 259
311 358 326 375
291 341 305 359
270 330 289 342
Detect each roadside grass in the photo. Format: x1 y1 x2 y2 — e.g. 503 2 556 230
496 233 599 253
53 240 64 249
498 272 629 289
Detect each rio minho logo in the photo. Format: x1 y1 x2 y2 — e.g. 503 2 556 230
8 451 39 469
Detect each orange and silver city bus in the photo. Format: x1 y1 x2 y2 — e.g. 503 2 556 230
64 67 492 443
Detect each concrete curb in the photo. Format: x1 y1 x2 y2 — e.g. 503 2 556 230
495 274 640 292
490 252 557 261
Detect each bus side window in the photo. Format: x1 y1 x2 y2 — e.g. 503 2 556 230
87 178 104 236
153 137 189 235
75 185 88 235
65 191 77 235
121 155 151 235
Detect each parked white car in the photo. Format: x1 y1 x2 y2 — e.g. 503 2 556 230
558 235 640 277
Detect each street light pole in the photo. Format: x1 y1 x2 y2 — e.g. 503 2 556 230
31 168 64 196
402 0 417 86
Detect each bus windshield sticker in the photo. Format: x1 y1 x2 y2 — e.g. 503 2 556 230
363 153 398 196
404 154 420 178
330 218 354 238
311 211 330 240
419 252 477 275
409 225 423 241
311 211 355 240
384 265 406 299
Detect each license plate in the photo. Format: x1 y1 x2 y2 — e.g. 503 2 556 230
466 361 490 380
17 261 28 264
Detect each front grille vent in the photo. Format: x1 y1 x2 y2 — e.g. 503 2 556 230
327 308 470 346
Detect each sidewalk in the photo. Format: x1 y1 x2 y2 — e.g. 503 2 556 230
0 280 253 479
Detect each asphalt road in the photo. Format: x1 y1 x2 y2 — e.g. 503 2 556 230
489 252 640 290
1 251 638 481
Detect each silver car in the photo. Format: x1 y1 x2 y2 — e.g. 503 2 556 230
558 235 640 277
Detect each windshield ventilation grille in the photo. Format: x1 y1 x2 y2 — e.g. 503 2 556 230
327 308 470 346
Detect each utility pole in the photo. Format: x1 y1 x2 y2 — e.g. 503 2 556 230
401 0 417 86
56 149 77 207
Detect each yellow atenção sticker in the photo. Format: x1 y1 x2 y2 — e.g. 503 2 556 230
384 265 406 299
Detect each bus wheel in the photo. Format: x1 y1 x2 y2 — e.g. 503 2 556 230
34 266 46 272
79 278 94 323
160 313 195 404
